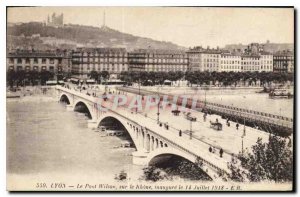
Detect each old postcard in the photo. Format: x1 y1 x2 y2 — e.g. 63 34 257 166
6 6 294 191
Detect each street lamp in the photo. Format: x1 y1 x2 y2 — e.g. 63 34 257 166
157 87 160 124
136 78 141 114
241 116 246 155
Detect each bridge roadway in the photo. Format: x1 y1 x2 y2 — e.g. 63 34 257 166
116 86 293 136
56 85 258 180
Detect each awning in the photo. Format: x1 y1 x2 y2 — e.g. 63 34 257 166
70 78 79 82
46 80 57 85
86 79 96 83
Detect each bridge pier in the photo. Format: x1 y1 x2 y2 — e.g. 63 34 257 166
132 151 149 166
66 104 74 111
87 119 98 129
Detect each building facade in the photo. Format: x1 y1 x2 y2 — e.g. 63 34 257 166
128 49 188 72
220 53 241 72
6 49 68 73
71 48 128 77
273 50 294 73
186 47 221 72
241 54 261 72
260 52 273 72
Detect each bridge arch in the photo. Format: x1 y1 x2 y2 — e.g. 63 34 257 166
96 113 142 150
146 147 196 166
59 93 71 105
146 148 212 181
73 100 94 120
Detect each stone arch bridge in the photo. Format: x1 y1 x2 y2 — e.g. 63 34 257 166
56 86 231 180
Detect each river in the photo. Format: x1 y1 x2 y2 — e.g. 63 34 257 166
7 99 143 186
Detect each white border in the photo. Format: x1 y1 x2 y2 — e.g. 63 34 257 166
0 0 298 196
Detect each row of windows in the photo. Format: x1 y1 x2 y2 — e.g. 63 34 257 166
76 53 127 57
8 65 56 71
221 56 240 59
261 55 273 59
261 61 273 64
242 66 260 70
241 57 260 60
221 65 272 70
203 58 218 62
221 66 241 69
81 65 128 71
9 58 59 64
202 54 219 58
274 56 294 60
241 62 260 65
221 60 240 64
145 68 188 72
203 63 218 68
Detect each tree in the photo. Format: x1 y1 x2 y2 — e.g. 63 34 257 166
89 71 99 81
27 70 39 86
228 135 293 182
40 70 54 85
100 71 110 81
7 70 16 88
141 166 168 182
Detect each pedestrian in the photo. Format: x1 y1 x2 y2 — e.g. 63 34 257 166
236 123 239 130
179 130 182 137
209 146 212 153
219 148 223 158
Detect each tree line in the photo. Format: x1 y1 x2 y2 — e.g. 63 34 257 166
119 71 294 86
6 70 70 87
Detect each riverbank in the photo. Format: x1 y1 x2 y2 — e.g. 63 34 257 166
6 86 57 103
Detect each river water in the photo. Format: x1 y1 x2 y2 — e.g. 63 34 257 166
7 99 143 185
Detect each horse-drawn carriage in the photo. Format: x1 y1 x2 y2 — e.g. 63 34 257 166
210 121 222 131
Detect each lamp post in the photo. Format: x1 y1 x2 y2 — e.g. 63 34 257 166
242 116 246 155
157 87 160 124
136 78 141 114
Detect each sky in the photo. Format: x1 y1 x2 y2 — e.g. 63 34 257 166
7 7 294 48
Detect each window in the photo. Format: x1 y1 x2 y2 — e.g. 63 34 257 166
42 58 46 64
50 58 54 64
34 58 38 64
9 58 14 64
25 58 30 64
17 58 22 64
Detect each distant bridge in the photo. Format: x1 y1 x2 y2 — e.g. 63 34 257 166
56 86 233 181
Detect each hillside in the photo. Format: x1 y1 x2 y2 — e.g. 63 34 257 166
7 22 186 51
